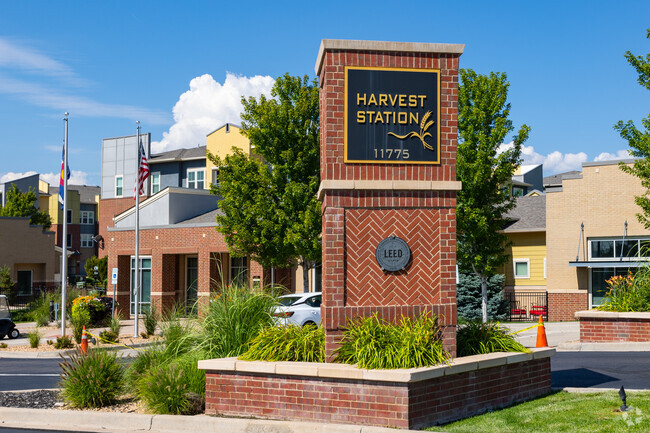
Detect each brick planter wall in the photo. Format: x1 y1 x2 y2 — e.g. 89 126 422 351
577 310 650 342
199 348 554 430
548 292 588 321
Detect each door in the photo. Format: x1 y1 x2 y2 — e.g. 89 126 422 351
186 256 198 313
130 257 151 315
16 270 32 296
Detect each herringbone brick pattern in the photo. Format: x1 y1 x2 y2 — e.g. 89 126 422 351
346 208 441 306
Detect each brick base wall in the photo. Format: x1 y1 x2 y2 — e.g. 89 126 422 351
578 311 650 342
548 292 588 321
202 350 553 430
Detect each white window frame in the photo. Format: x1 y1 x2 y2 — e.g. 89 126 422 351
115 175 124 197
80 234 93 248
187 168 205 189
80 211 94 225
151 172 161 194
211 168 219 188
513 258 530 279
543 257 547 279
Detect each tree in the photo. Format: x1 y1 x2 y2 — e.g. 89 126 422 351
0 185 51 230
210 74 321 290
0 265 13 291
456 69 531 323
617 29 650 227
456 272 508 321
84 256 108 286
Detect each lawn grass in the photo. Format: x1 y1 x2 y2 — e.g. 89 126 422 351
430 391 650 433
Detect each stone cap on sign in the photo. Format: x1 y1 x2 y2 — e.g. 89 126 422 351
198 347 554 383
575 310 650 320
315 39 466 75
317 179 462 200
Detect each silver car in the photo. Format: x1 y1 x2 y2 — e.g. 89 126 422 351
273 292 322 327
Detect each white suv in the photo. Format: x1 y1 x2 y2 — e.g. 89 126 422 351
273 292 322 327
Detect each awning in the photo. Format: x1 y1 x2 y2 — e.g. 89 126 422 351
569 260 648 268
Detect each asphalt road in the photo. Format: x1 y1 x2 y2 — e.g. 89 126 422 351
0 358 61 391
552 351 650 390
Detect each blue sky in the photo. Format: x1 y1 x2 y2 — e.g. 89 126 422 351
0 0 649 186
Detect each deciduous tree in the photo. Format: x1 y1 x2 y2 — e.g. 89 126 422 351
617 29 650 227
456 69 530 323
0 185 51 230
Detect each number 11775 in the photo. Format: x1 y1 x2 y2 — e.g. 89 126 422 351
374 148 410 159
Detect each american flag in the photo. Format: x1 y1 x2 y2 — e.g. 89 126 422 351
135 139 150 198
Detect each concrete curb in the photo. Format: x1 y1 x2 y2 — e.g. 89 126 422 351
557 341 650 352
0 407 423 433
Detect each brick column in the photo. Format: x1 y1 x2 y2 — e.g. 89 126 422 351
316 40 464 359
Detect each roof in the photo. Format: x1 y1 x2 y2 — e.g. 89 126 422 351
49 185 100 204
503 195 546 232
148 146 206 163
176 208 222 226
543 170 582 187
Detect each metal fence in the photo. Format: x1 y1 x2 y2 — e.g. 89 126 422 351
0 287 53 312
503 291 548 322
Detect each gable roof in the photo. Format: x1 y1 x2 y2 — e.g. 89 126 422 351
503 195 546 232
148 146 207 163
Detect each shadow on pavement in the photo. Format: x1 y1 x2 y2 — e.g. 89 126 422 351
552 368 618 388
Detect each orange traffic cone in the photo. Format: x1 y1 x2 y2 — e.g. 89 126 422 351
81 325 88 354
536 315 548 347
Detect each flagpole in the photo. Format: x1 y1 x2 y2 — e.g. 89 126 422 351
61 112 69 337
133 121 141 338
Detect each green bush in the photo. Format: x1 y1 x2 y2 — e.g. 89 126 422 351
30 291 55 326
598 268 650 312
70 306 90 344
194 284 277 358
334 313 449 369
109 312 122 336
54 335 74 349
125 344 166 393
99 330 118 344
456 321 530 357
143 308 158 336
0 343 7 349
28 330 41 348
59 349 124 408
240 324 325 362
456 272 508 321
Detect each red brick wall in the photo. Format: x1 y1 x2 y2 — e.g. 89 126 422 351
319 46 460 359
580 317 650 342
548 292 588 321
97 197 139 259
204 358 550 429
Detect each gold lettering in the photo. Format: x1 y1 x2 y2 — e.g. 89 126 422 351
418 95 427 107
379 94 388 106
357 93 366 106
409 112 419 124
409 95 417 107
398 94 406 107
398 112 407 124
375 111 384 123
389 94 398 106
357 111 366 123
366 111 374 123
368 94 377 106
384 112 394 124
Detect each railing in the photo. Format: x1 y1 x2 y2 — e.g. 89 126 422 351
503 291 548 322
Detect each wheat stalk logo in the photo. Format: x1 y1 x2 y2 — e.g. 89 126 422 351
387 111 434 151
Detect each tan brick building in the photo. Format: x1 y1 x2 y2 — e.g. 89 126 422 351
546 159 649 320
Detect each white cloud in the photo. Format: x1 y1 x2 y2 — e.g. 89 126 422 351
498 142 630 175
152 73 275 153
0 171 88 186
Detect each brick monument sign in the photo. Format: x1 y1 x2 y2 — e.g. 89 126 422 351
316 40 464 358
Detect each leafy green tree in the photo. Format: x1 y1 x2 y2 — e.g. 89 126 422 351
617 29 650 227
210 74 321 290
457 69 530 323
0 265 14 291
84 256 108 286
0 185 51 230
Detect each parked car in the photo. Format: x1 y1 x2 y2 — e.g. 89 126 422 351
273 292 321 327
0 295 20 339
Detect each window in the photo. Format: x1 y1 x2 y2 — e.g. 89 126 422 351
589 238 650 260
80 211 94 225
151 173 160 194
230 257 248 285
513 259 530 279
66 234 72 247
16 270 32 296
66 209 73 223
211 168 219 188
187 169 205 189
512 186 525 197
131 257 152 315
81 234 93 248
115 176 123 197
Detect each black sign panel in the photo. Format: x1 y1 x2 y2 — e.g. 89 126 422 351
345 67 440 164
376 236 411 272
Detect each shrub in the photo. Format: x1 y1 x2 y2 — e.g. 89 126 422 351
240 324 325 362
109 312 122 336
99 330 118 344
598 268 650 312
30 291 55 326
59 349 124 408
72 296 107 327
456 272 508 321
456 321 530 357
125 344 166 393
334 313 449 369
70 306 90 344
136 360 203 415
143 308 158 336
194 284 277 358
54 335 74 349
0 343 7 349
28 330 41 348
